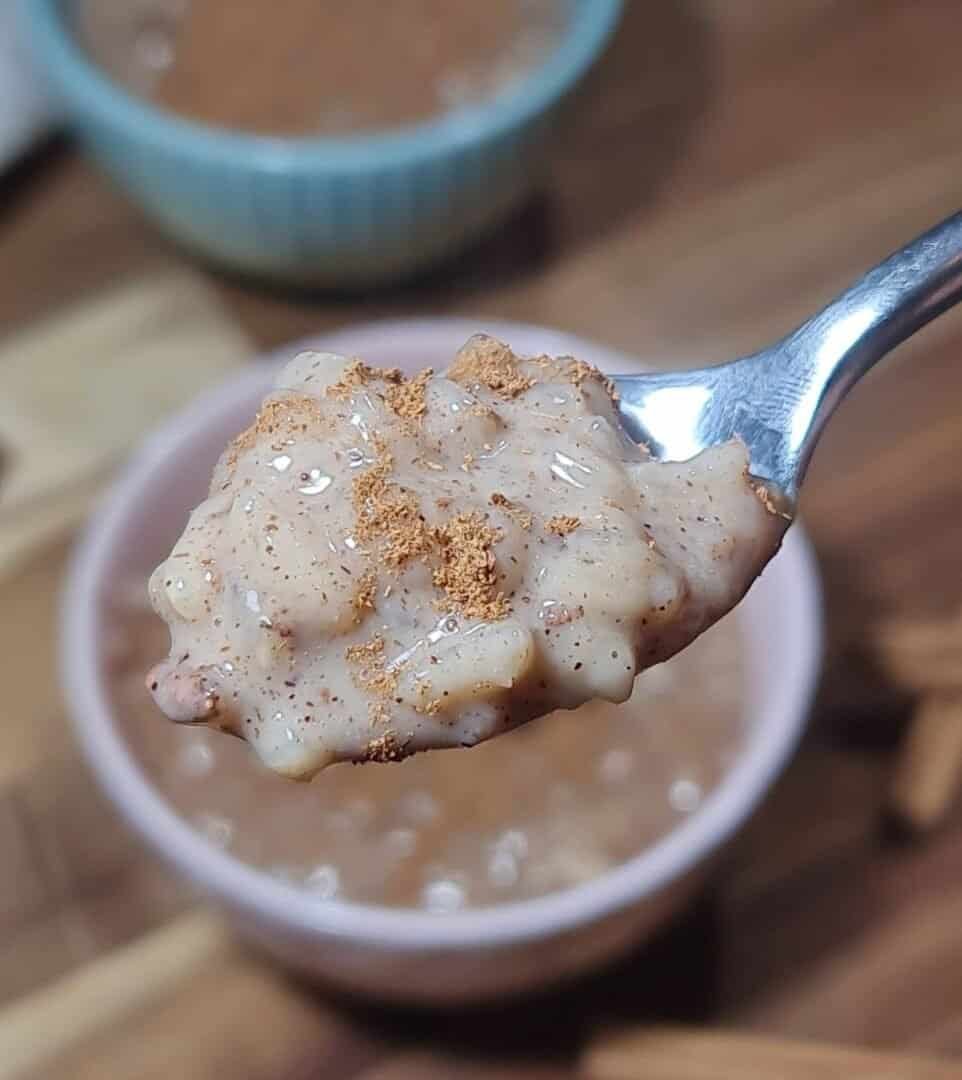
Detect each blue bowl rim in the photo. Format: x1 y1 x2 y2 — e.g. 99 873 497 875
25 0 623 172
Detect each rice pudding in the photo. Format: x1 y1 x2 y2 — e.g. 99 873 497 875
71 0 565 135
111 584 746 908
147 336 787 776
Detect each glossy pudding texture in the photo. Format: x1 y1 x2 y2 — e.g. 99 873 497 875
147 336 787 777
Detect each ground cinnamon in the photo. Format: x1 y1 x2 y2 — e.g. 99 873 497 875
431 512 509 620
546 514 581 537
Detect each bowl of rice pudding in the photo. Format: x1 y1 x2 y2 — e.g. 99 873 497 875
61 318 821 1003
26 1 622 286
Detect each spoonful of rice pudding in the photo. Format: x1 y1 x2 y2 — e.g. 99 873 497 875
148 211 962 776
148 335 786 777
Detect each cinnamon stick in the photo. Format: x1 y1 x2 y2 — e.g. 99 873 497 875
584 1025 960 1079
872 611 962 831
889 694 962 831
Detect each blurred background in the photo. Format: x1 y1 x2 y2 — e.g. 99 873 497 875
2 1 962 1077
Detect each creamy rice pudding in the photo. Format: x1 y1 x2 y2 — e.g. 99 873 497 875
110 586 746 907
147 336 786 776
71 0 565 135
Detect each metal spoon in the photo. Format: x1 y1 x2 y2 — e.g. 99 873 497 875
613 212 962 502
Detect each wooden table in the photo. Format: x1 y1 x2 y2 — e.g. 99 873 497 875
3 3 962 1076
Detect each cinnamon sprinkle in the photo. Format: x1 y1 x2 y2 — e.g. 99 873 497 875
546 515 581 537
345 635 385 664
368 700 391 727
345 634 399 697
352 448 394 535
564 358 597 387
490 492 532 530
225 394 328 467
448 335 534 398
385 367 432 421
325 358 403 400
352 570 377 621
564 358 620 402
364 730 408 763
432 511 509 620
352 444 432 565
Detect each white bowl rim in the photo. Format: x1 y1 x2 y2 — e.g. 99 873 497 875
61 316 822 951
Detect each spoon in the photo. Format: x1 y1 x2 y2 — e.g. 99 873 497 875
613 211 962 502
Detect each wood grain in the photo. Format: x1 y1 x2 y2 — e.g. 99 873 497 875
0 913 225 1080
357 1058 576 1080
31 930 380 1080
0 540 70 788
0 743 190 1009
585 1027 960 1080
3 0 962 1075
0 271 248 513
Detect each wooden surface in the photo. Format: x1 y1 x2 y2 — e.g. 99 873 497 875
3 2 962 1076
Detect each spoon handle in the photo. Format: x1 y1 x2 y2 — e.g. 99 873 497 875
613 211 962 499
776 210 962 484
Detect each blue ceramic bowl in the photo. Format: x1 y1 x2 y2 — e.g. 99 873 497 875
25 0 622 287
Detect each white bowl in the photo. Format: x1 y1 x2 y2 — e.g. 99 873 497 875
61 317 822 1004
